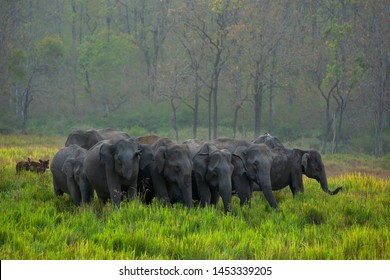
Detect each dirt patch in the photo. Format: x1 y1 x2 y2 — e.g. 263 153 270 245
326 166 390 179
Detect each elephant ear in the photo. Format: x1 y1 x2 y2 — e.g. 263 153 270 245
193 153 209 178
139 144 154 170
155 146 167 174
99 143 115 171
301 153 310 174
85 129 102 149
232 146 248 177
62 158 75 177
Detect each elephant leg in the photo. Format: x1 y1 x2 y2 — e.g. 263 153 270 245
98 196 108 204
80 181 94 204
150 171 170 205
54 186 64 196
141 179 155 204
210 189 220 208
126 181 138 200
232 175 252 207
289 173 304 197
138 174 154 204
195 176 211 207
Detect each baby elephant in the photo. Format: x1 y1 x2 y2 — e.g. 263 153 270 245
51 145 94 206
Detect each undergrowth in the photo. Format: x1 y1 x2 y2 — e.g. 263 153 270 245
0 135 389 259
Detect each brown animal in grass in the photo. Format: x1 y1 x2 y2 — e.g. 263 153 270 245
29 159 50 174
16 158 50 174
16 158 32 173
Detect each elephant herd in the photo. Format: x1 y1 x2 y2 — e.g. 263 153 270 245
50 128 343 212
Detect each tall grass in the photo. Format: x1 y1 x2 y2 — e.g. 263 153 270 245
0 135 389 259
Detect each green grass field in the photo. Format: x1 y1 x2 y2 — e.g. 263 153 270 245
0 135 389 259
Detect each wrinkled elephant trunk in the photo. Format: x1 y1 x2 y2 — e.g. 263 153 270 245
256 172 278 210
319 173 343 195
180 180 193 209
219 177 233 213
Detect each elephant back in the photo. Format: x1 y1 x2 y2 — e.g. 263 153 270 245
151 137 176 150
253 133 285 151
136 134 161 145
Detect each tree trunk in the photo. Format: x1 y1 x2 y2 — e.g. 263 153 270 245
170 99 179 142
319 81 338 154
374 70 387 158
193 80 199 139
254 60 264 138
207 89 212 141
71 1 78 115
268 48 277 134
213 72 219 140
21 73 34 135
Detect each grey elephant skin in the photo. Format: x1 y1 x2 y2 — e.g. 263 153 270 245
50 145 94 206
213 138 279 210
65 128 130 149
138 137 193 208
253 134 342 196
83 138 154 206
189 142 234 213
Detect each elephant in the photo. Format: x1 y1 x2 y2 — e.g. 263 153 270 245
253 133 343 196
83 137 154 206
189 142 234 213
137 137 193 208
65 128 130 149
213 138 279 210
50 145 94 206
254 133 285 149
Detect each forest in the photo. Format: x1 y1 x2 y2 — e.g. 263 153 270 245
0 0 389 156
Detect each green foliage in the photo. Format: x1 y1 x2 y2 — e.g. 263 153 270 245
0 0 389 155
323 20 352 85
211 0 243 15
35 35 66 69
0 136 389 259
78 30 134 74
8 49 28 82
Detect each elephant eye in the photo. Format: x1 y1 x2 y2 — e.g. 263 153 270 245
252 162 258 170
174 165 181 173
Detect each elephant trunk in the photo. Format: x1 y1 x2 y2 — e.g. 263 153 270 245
180 176 193 209
319 172 343 195
219 176 233 213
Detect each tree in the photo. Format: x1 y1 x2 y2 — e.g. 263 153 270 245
360 0 390 157
116 0 173 99
180 0 236 139
9 35 65 134
310 4 367 154
175 13 207 139
239 0 287 138
156 45 192 142
0 0 24 117
78 30 135 118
